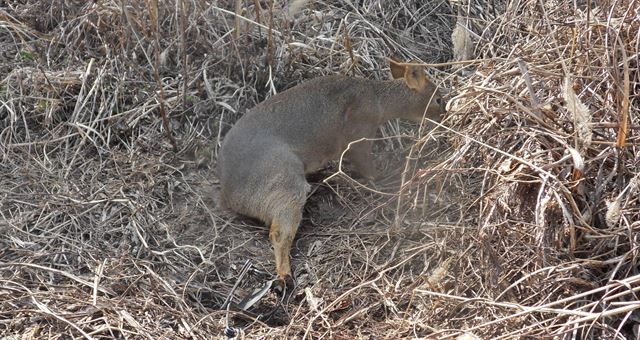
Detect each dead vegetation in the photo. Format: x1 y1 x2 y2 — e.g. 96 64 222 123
1 0 639 339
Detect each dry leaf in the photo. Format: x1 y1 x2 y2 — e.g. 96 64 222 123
563 76 592 153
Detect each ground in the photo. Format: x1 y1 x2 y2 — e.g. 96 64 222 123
1 0 639 339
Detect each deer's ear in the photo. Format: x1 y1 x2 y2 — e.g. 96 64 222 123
389 58 405 79
403 64 427 91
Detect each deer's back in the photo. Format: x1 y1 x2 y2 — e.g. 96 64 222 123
220 76 378 176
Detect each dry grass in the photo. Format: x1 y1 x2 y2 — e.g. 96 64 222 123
1 0 639 339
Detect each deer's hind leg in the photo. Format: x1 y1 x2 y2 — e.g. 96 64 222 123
269 203 303 287
261 151 310 288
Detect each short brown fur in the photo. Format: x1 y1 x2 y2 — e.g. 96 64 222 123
218 60 446 285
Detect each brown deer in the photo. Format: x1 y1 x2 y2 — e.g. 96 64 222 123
218 59 446 288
